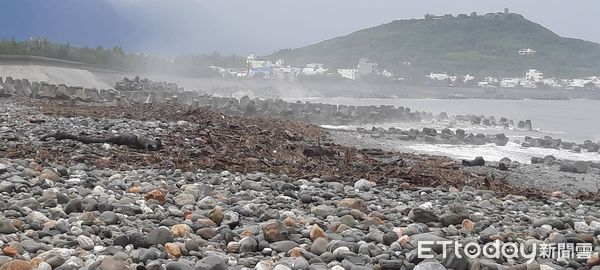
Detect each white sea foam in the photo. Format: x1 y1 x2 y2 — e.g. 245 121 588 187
316 98 600 163
402 142 600 164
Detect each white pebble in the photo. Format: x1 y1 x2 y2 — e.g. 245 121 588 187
93 186 105 195
419 202 433 209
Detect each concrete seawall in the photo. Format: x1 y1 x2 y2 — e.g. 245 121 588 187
0 55 113 89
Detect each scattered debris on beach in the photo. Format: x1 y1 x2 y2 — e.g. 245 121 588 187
7 98 553 199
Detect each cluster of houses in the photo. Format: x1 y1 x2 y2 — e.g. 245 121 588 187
210 54 599 90
429 69 600 90
209 55 395 82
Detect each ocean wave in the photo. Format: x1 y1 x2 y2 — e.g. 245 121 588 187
402 142 600 164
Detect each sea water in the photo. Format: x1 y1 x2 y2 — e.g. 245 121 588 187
297 97 600 163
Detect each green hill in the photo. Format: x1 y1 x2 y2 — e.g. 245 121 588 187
271 13 600 78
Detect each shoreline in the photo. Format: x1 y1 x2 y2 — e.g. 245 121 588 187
3 96 598 195
327 126 600 162
329 129 600 193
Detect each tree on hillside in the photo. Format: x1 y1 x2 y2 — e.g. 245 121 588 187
112 46 124 55
58 43 70 59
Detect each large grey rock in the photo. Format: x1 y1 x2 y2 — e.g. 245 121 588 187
414 261 447 270
354 179 372 191
132 248 160 264
64 198 82 214
382 231 399 246
410 233 449 253
270 240 299 253
240 180 264 191
147 227 174 245
239 237 259 253
174 193 196 207
532 218 564 229
559 160 589 174
0 219 18 234
78 235 95 250
0 181 15 193
574 161 589 173
0 163 8 174
441 203 469 226
98 256 129 270
100 211 119 225
311 205 336 218
311 237 328 255
166 261 193 270
194 255 227 270
408 208 439 223
380 260 403 270
21 239 45 253
494 133 509 146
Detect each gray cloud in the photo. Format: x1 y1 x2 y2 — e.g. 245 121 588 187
107 0 599 55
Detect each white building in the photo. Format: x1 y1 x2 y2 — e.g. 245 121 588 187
521 81 537 88
518 48 536 56
478 81 495 87
337 68 359 80
542 78 560 88
381 70 394 78
463 74 475 84
484 77 499 83
302 63 328 76
500 78 521 88
273 67 300 81
247 54 281 78
569 79 592 89
211 66 246 78
477 76 499 87
525 69 543 83
428 73 457 82
247 54 275 69
428 73 450 81
358 58 378 76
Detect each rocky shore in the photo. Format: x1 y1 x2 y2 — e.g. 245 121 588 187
3 98 527 195
0 97 599 270
355 127 512 147
329 130 600 193
352 127 600 160
1 76 534 129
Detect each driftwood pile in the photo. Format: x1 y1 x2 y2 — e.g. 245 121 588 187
41 132 162 151
12 99 553 198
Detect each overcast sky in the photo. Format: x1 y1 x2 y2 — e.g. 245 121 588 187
108 0 600 55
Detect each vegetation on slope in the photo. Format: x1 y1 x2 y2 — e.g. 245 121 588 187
271 13 600 78
0 38 244 77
